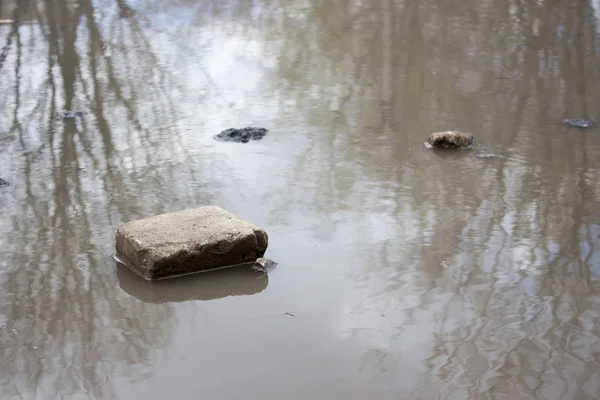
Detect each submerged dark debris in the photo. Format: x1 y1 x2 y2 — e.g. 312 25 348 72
563 118 592 128
56 111 88 120
214 127 268 143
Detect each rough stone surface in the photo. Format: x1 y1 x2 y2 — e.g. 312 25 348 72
214 127 268 143
115 206 268 280
0 178 10 188
426 131 474 149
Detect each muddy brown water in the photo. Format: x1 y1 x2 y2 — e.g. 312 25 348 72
2 1 600 399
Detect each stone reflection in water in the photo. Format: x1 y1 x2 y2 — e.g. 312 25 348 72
117 264 268 304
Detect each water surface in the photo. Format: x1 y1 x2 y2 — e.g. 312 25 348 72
1 1 600 399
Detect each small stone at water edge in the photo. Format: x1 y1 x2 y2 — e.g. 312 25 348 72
251 257 278 273
425 131 474 149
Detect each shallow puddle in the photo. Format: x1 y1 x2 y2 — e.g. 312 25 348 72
1 1 600 399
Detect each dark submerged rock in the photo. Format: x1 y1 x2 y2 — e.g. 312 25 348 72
56 111 88 120
563 118 592 128
0 178 11 188
425 131 474 149
215 127 268 143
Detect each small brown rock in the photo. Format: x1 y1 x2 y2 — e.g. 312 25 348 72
426 131 474 149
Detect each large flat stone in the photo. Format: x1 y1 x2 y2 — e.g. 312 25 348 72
115 206 268 280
